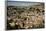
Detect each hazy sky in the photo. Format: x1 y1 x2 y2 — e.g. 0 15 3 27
8 1 41 6
8 0 43 1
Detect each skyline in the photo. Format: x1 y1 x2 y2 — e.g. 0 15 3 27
8 1 42 6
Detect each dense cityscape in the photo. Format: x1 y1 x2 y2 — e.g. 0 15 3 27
7 3 44 30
